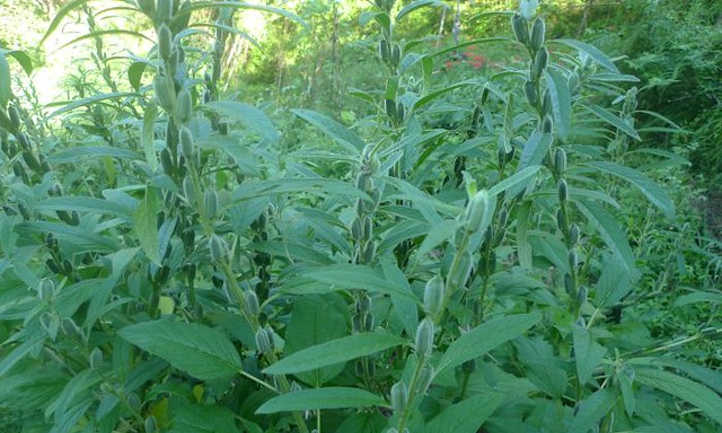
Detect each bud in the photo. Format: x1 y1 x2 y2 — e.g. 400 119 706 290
576 285 588 307
158 24 173 61
464 189 491 233
390 381 408 413
362 241 376 263
564 273 574 295
556 208 567 232
542 115 553 134
155 0 173 22
511 14 529 45
416 365 434 395
379 39 390 62
524 80 538 107
208 234 227 262
554 147 567 174
176 89 192 124
8 106 20 130
204 190 218 220
568 249 578 270
37 278 55 301
243 290 260 316
558 178 568 203
89 347 103 369
179 126 194 159
532 48 548 80
126 392 141 411
530 18 546 52
385 98 396 121
415 318 434 358
423 275 445 317
153 74 176 112
569 224 580 245
255 327 273 354
144 416 157 433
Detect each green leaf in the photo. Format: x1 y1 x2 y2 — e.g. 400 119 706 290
255 387 386 414
551 39 620 73
489 165 541 196
574 199 635 273
582 103 640 141
396 0 448 21
0 334 46 376
283 294 349 386
673 291 722 307
34 196 133 218
566 389 617 433
585 161 674 218
57 30 154 50
424 392 504 433
438 312 541 375
544 68 572 140
118 319 242 381
634 368 722 425
39 0 91 45
303 264 420 303
133 187 161 265
413 80 477 110
48 146 139 164
0 52 11 107
47 92 138 118
265 333 405 376
172 1 308 30
204 101 279 144
142 104 158 170
291 109 364 154
2 50 34 75
169 399 241 433
128 61 147 91
572 324 606 385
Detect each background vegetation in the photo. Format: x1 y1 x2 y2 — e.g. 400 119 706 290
0 0 720 432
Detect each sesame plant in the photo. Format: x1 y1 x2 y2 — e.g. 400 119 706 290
0 1 721 433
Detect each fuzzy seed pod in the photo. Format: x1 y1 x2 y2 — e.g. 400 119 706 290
556 208 567 232
497 146 507 167
542 115 553 134
569 224 580 245
358 294 371 313
396 102 405 123
176 89 192 124
423 275 445 317
416 365 434 395
554 147 567 174
155 0 173 22
208 234 227 262
564 273 574 295
351 217 363 241
8 106 20 130
362 241 376 263
160 147 174 175
385 98 396 121
204 190 218 220
158 24 173 61
23 150 42 172
243 290 260 316
576 285 588 307
568 249 578 270
144 416 157 433
524 81 538 107
379 39 390 62
153 75 176 112
530 18 546 52
352 314 363 333
391 44 400 67
390 381 408 413
179 126 194 159
511 14 529 45
363 217 373 240
355 172 371 191
89 347 103 369
182 176 195 201
255 327 273 354
558 179 568 203
465 189 491 233
532 48 548 80
37 278 55 301
415 318 434 358
471 105 481 128
364 312 375 331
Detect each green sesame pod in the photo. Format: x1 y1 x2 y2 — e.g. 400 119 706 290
390 381 408 413
355 172 371 191
363 217 373 240
179 127 193 160
524 80 538 107
416 365 434 395
8 106 21 130
364 312 375 331
568 249 578 270
204 189 218 220
155 0 173 22
183 178 197 204
23 150 42 172
359 293 371 312
37 278 55 300
255 327 273 354
533 48 548 79
354 360 364 376
176 89 192 124
352 314 363 333
576 285 588 307
379 39 390 62
568 74 579 95
144 416 157 433
415 318 434 358
160 147 174 175
554 147 567 174
558 178 568 202
556 208 567 233
351 217 363 241
392 44 400 67
396 102 405 123
464 189 491 233
542 115 553 133
497 146 506 167
471 105 481 128
56 210 73 225
569 224 580 245
385 98 396 121
208 234 227 262
89 347 103 369
542 90 552 116
61 259 73 275
530 18 546 52
423 275 445 317
564 273 574 295
153 74 176 112
243 290 260 316
362 240 376 263
511 13 529 45
158 24 173 61
69 211 80 226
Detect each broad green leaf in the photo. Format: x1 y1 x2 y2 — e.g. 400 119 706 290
199 135 260 177
39 0 91 44
17 221 119 253
551 39 620 73
172 1 308 30
47 92 138 118
128 61 146 91
57 30 154 50
381 255 419 337
634 368 722 424
438 312 541 375
0 333 45 376
2 50 33 75
582 103 640 141
413 80 477 110
291 109 364 154
544 68 572 140
574 199 635 272
169 398 241 433
517 201 533 269
284 294 349 386
265 333 405 375
34 196 132 218
204 101 279 143
396 0 448 21
673 291 722 307
48 146 139 164
572 324 606 385
424 392 504 433
0 52 11 107
303 264 420 303
566 389 617 433
255 387 386 414
335 412 387 433
489 165 541 196
133 187 160 265
142 104 158 170
119 319 242 381
585 161 674 218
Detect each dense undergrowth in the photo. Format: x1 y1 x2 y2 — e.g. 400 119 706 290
0 1 721 432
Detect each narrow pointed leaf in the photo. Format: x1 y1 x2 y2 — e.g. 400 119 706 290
255 387 386 414
424 392 504 433
292 109 364 154
551 39 620 73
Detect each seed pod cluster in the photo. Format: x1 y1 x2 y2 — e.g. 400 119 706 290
423 275 445 317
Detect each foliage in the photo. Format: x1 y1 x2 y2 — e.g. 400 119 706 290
0 1 721 433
